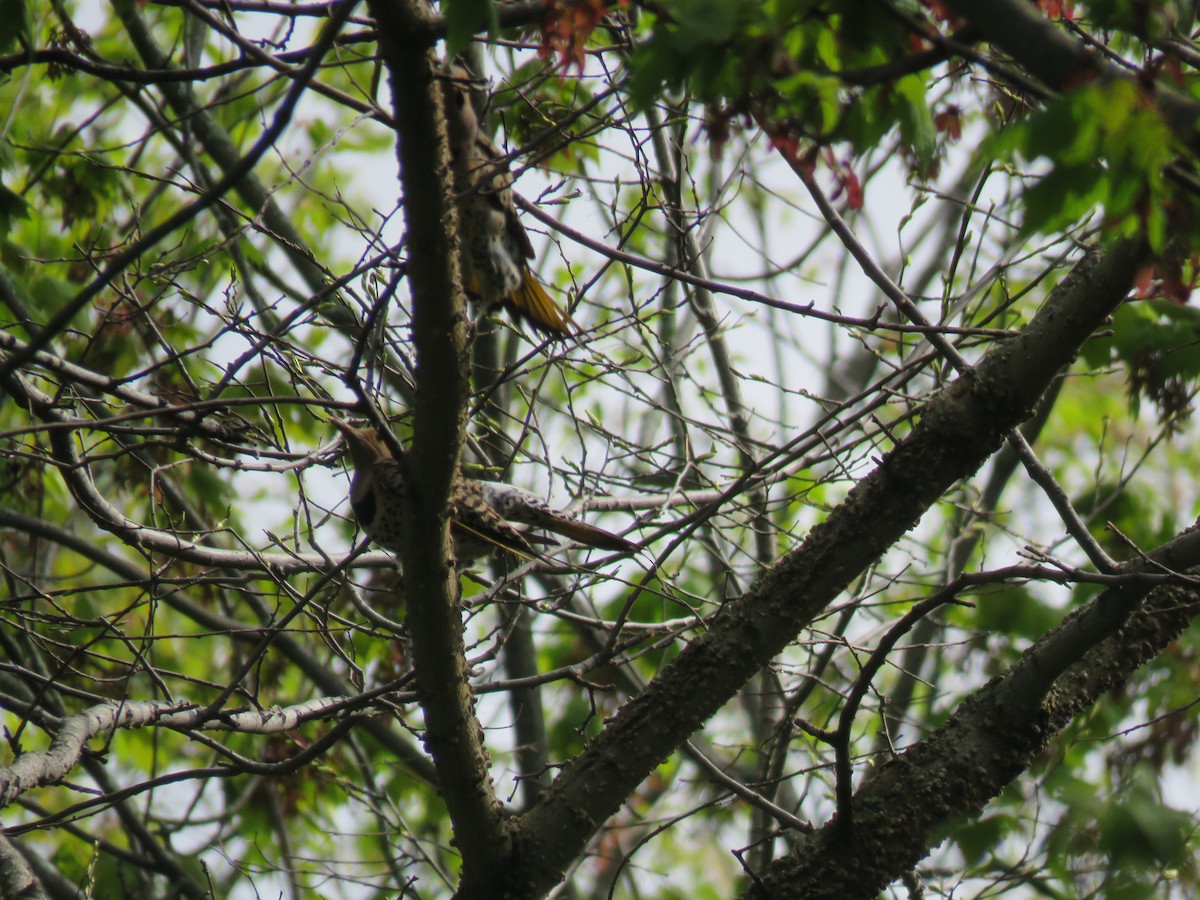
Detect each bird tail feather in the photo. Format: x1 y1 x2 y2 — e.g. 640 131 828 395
451 520 537 560
503 270 574 338
543 516 636 552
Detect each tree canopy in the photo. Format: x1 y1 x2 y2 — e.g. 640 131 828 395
4 0 1200 897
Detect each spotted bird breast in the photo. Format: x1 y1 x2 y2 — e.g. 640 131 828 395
351 458 407 552
450 477 534 562
459 191 524 302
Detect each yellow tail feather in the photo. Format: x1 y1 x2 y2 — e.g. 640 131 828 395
504 270 573 338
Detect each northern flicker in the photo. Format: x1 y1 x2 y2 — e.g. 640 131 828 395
440 66 574 339
331 419 633 564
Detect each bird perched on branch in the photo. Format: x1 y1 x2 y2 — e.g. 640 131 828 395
440 65 574 339
331 419 633 564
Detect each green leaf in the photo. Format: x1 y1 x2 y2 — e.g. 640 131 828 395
442 0 496 59
969 582 1061 639
989 80 1179 241
777 71 844 138
0 0 29 54
1021 164 1107 234
1112 300 1200 380
670 0 740 52
1099 771 1194 868
893 74 936 170
0 182 29 237
955 814 1013 866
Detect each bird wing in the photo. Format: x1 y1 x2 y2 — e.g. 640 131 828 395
509 268 573 337
536 515 636 552
449 84 574 338
451 477 536 557
479 482 634 552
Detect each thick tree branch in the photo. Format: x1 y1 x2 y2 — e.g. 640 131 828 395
503 610 552 810
0 373 392 573
510 239 1146 895
0 834 48 900
792 161 1117 571
367 0 511 894
0 698 381 809
947 0 1200 150
748 526 1200 897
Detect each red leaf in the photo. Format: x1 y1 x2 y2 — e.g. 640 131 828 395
1133 260 1194 304
1134 263 1157 298
1039 0 1075 21
934 106 962 140
768 132 801 165
539 0 624 73
842 164 864 210
919 1 964 28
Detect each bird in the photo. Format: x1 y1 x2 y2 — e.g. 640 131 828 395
331 419 634 564
440 65 574 339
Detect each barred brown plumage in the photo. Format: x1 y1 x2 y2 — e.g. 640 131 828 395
331 419 634 565
440 65 574 339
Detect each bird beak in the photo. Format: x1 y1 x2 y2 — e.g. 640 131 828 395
329 417 361 459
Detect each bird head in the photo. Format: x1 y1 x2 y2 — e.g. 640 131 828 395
330 419 394 471
438 64 481 164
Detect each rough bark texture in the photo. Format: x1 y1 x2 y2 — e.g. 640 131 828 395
505 239 1147 896
747 549 1200 898
367 1 512 894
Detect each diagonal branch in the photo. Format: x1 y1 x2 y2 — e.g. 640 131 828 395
945 0 1200 150
1 369 392 573
746 526 1200 897
509 238 1146 895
